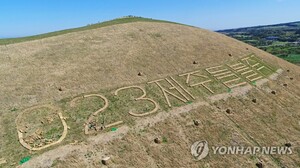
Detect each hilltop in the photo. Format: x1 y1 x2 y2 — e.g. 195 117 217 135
0 17 299 168
0 16 183 45
217 21 300 65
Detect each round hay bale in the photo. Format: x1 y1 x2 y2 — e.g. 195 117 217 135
252 98 257 103
193 120 200 126
101 156 111 165
138 72 143 76
271 91 276 95
285 142 292 147
225 109 231 114
58 87 63 91
193 61 198 64
283 83 288 87
154 138 161 144
256 162 263 168
228 53 232 57
290 77 293 80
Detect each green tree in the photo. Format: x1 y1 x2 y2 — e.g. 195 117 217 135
295 29 300 35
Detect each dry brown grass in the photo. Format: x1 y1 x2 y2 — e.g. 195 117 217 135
1 22 297 111
0 21 300 168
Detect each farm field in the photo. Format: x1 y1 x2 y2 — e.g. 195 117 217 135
279 54 300 65
218 21 300 65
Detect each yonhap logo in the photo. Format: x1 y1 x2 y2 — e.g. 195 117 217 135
191 140 209 160
191 140 293 161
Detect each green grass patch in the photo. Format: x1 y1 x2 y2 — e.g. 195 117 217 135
280 54 300 63
162 137 168 143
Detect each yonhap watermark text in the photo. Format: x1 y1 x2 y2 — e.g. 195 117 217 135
191 140 292 161
212 146 292 155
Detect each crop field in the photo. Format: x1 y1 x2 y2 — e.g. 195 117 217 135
279 54 300 64
218 21 300 65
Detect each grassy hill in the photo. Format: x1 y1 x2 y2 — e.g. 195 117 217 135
0 17 300 168
217 21 300 65
0 16 183 45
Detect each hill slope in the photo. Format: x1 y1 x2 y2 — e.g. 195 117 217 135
217 21 300 65
0 17 183 45
0 18 299 168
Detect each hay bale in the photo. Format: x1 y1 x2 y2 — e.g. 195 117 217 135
193 120 200 126
290 77 293 80
193 61 198 64
154 138 161 144
101 156 111 165
256 162 263 168
58 87 63 91
287 69 290 72
283 83 287 87
285 142 292 147
271 91 276 95
228 53 232 57
225 109 231 114
252 98 257 103
138 72 143 76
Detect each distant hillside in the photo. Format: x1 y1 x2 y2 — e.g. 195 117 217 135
218 21 300 65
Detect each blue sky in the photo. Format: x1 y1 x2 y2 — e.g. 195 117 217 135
0 0 300 38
